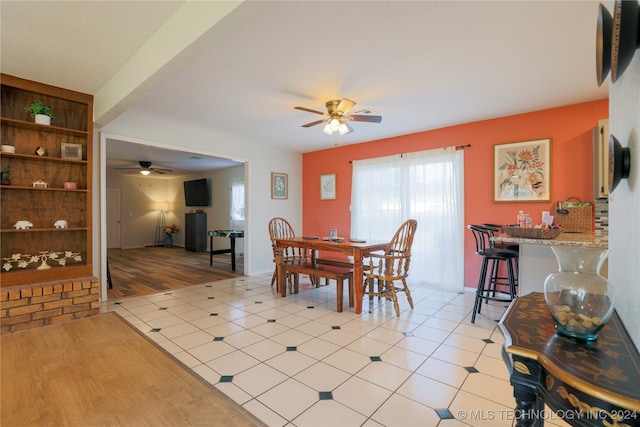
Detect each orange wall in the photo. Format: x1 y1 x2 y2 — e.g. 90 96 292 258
302 99 608 287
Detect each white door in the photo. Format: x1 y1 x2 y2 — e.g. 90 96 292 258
106 187 122 248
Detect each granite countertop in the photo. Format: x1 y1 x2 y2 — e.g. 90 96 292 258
492 232 608 249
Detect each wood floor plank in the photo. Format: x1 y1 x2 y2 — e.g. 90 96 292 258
0 312 264 426
107 246 244 299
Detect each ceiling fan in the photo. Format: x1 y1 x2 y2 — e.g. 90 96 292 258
294 98 382 136
114 161 173 175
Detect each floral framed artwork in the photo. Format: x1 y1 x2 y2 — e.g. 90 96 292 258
494 138 551 202
320 174 336 200
271 172 288 199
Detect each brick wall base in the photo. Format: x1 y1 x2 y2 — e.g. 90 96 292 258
0 277 100 335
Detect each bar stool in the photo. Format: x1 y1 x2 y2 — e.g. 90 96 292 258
481 223 519 281
468 225 519 323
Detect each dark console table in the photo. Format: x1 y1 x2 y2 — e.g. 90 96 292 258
208 230 244 271
499 293 640 427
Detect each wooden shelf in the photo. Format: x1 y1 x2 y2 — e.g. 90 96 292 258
1 227 89 233
0 117 88 136
0 151 87 164
0 185 88 192
1 74 93 287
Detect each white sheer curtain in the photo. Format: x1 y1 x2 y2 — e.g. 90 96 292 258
351 147 464 291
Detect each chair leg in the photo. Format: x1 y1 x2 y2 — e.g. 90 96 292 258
477 258 490 315
391 290 400 317
489 258 508 301
472 257 489 323
507 258 517 300
271 269 276 287
402 278 413 309
487 259 498 298
365 277 374 300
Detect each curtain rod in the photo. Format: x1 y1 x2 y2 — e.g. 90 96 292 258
348 144 471 163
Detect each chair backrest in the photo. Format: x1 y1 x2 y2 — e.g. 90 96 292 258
268 217 306 260
268 217 296 241
373 219 417 278
467 224 493 255
385 219 418 257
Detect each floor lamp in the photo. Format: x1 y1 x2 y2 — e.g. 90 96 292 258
154 203 168 246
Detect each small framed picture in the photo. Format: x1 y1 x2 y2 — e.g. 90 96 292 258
320 174 336 200
61 143 83 160
271 172 288 199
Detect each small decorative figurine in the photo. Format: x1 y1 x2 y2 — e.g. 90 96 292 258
54 220 68 228
14 221 33 230
32 180 48 189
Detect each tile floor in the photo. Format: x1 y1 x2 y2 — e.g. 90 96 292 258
104 274 571 427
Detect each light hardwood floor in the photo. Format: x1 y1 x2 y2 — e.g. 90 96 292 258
107 246 244 299
0 312 264 426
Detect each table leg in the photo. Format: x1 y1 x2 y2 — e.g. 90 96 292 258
513 383 544 427
209 234 213 266
230 236 236 271
353 250 364 314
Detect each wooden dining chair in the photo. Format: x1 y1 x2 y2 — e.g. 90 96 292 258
363 219 418 316
268 217 310 289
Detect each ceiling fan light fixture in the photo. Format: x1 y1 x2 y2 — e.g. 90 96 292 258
338 121 352 135
140 169 151 176
295 98 382 139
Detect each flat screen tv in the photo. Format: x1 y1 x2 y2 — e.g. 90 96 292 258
184 178 210 207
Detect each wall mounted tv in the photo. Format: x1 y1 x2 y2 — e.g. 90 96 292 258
184 178 210 207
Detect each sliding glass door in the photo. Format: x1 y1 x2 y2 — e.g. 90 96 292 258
351 147 464 291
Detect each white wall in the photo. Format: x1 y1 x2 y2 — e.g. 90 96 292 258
609 52 639 347
106 174 177 248
99 109 302 280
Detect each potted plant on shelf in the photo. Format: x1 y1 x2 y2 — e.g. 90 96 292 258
25 100 55 125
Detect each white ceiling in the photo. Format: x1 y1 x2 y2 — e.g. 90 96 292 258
1 1 609 176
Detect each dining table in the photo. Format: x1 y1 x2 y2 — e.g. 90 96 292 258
274 237 388 314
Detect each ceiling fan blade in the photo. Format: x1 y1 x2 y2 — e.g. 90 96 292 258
154 170 166 175
347 114 382 123
294 106 327 115
337 98 356 115
301 119 327 128
153 167 173 172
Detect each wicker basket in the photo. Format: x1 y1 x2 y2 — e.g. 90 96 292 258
555 198 593 233
503 226 562 239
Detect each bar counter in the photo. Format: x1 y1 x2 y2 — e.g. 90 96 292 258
492 232 609 295
493 231 608 249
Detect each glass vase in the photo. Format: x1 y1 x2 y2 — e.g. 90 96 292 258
544 246 613 341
